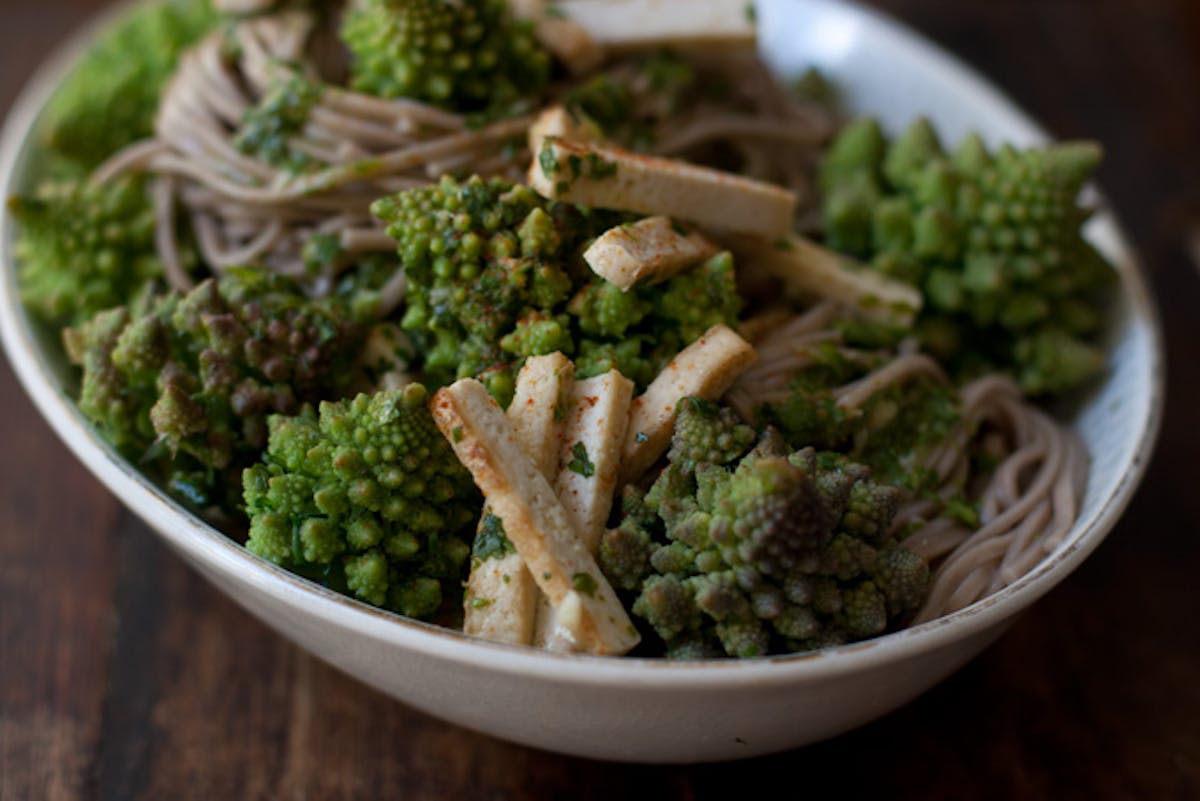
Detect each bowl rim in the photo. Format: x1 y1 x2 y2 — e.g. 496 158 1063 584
0 0 1165 688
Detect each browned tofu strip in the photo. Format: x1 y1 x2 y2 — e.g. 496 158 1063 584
620 324 758 485
583 217 719 291
527 106 603 158
507 353 575 478
528 137 797 240
433 380 640 656
534 16 605 75
555 0 756 50
728 233 923 325
462 522 538 646
554 370 634 555
462 355 574 646
533 370 633 647
508 0 604 74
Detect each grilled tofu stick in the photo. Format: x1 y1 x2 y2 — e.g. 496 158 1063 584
508 354 576 477
554 370 635 554
620 324 758 485
552 0 756 50
531 370 635 646
433 380 640 656
527 105 603 158
529 137 797 239
583 217 719 291
508 0 604 75
727 233 923 326
463 354 574 646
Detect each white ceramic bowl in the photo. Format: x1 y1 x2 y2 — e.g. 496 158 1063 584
0 0 1163 763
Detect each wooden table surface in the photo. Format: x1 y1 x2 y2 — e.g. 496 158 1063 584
3 1 1199 798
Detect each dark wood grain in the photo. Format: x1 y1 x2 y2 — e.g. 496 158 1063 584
2 1 1198 798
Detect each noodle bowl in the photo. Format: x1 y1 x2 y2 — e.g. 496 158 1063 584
0 0 1160 757
33 2 1105 650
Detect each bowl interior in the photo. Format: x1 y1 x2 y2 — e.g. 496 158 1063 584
0 0 1164 687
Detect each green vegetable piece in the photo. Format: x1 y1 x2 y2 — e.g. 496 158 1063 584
819 117 886 193
1013 328 1106 396
64 272 366 515
667 397 756 474
41 0 218 167
820 115 1116 395
572 572 599 597
341 0 550 115
11 175 166 327
371 175 744 399
882 118 944 189
606 399 929 659
243 386 480 617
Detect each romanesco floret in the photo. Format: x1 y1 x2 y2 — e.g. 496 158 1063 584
42 0 218 168
560 52 696 152
599 398 930 659
820 117 1115 395
341 0 549 115
61 271 367 514
567 250 740 385
371 176 743 401
568 280 651 339
11 175 165 327
243 385 480 617
499 312 574 359
710 455 838 576
667 397 756 474
650 251 742 345
371 176 588 399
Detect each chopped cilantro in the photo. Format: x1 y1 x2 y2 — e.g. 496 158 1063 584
567 441 595 477
538 141 560 174
472 513 515 561
572 572 598 597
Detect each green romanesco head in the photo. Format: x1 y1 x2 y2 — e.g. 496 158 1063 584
568 280 652 339
243 385 480 617
567 250 741 385
41 0 218 168
11 175 166 327
371 176 743 401
600 401 930 659
650 251 742 346
667 397 757 474
709 455 839 578
62 271 368 515
820 116 1115 395
372 176 586 399
341 0 550 115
